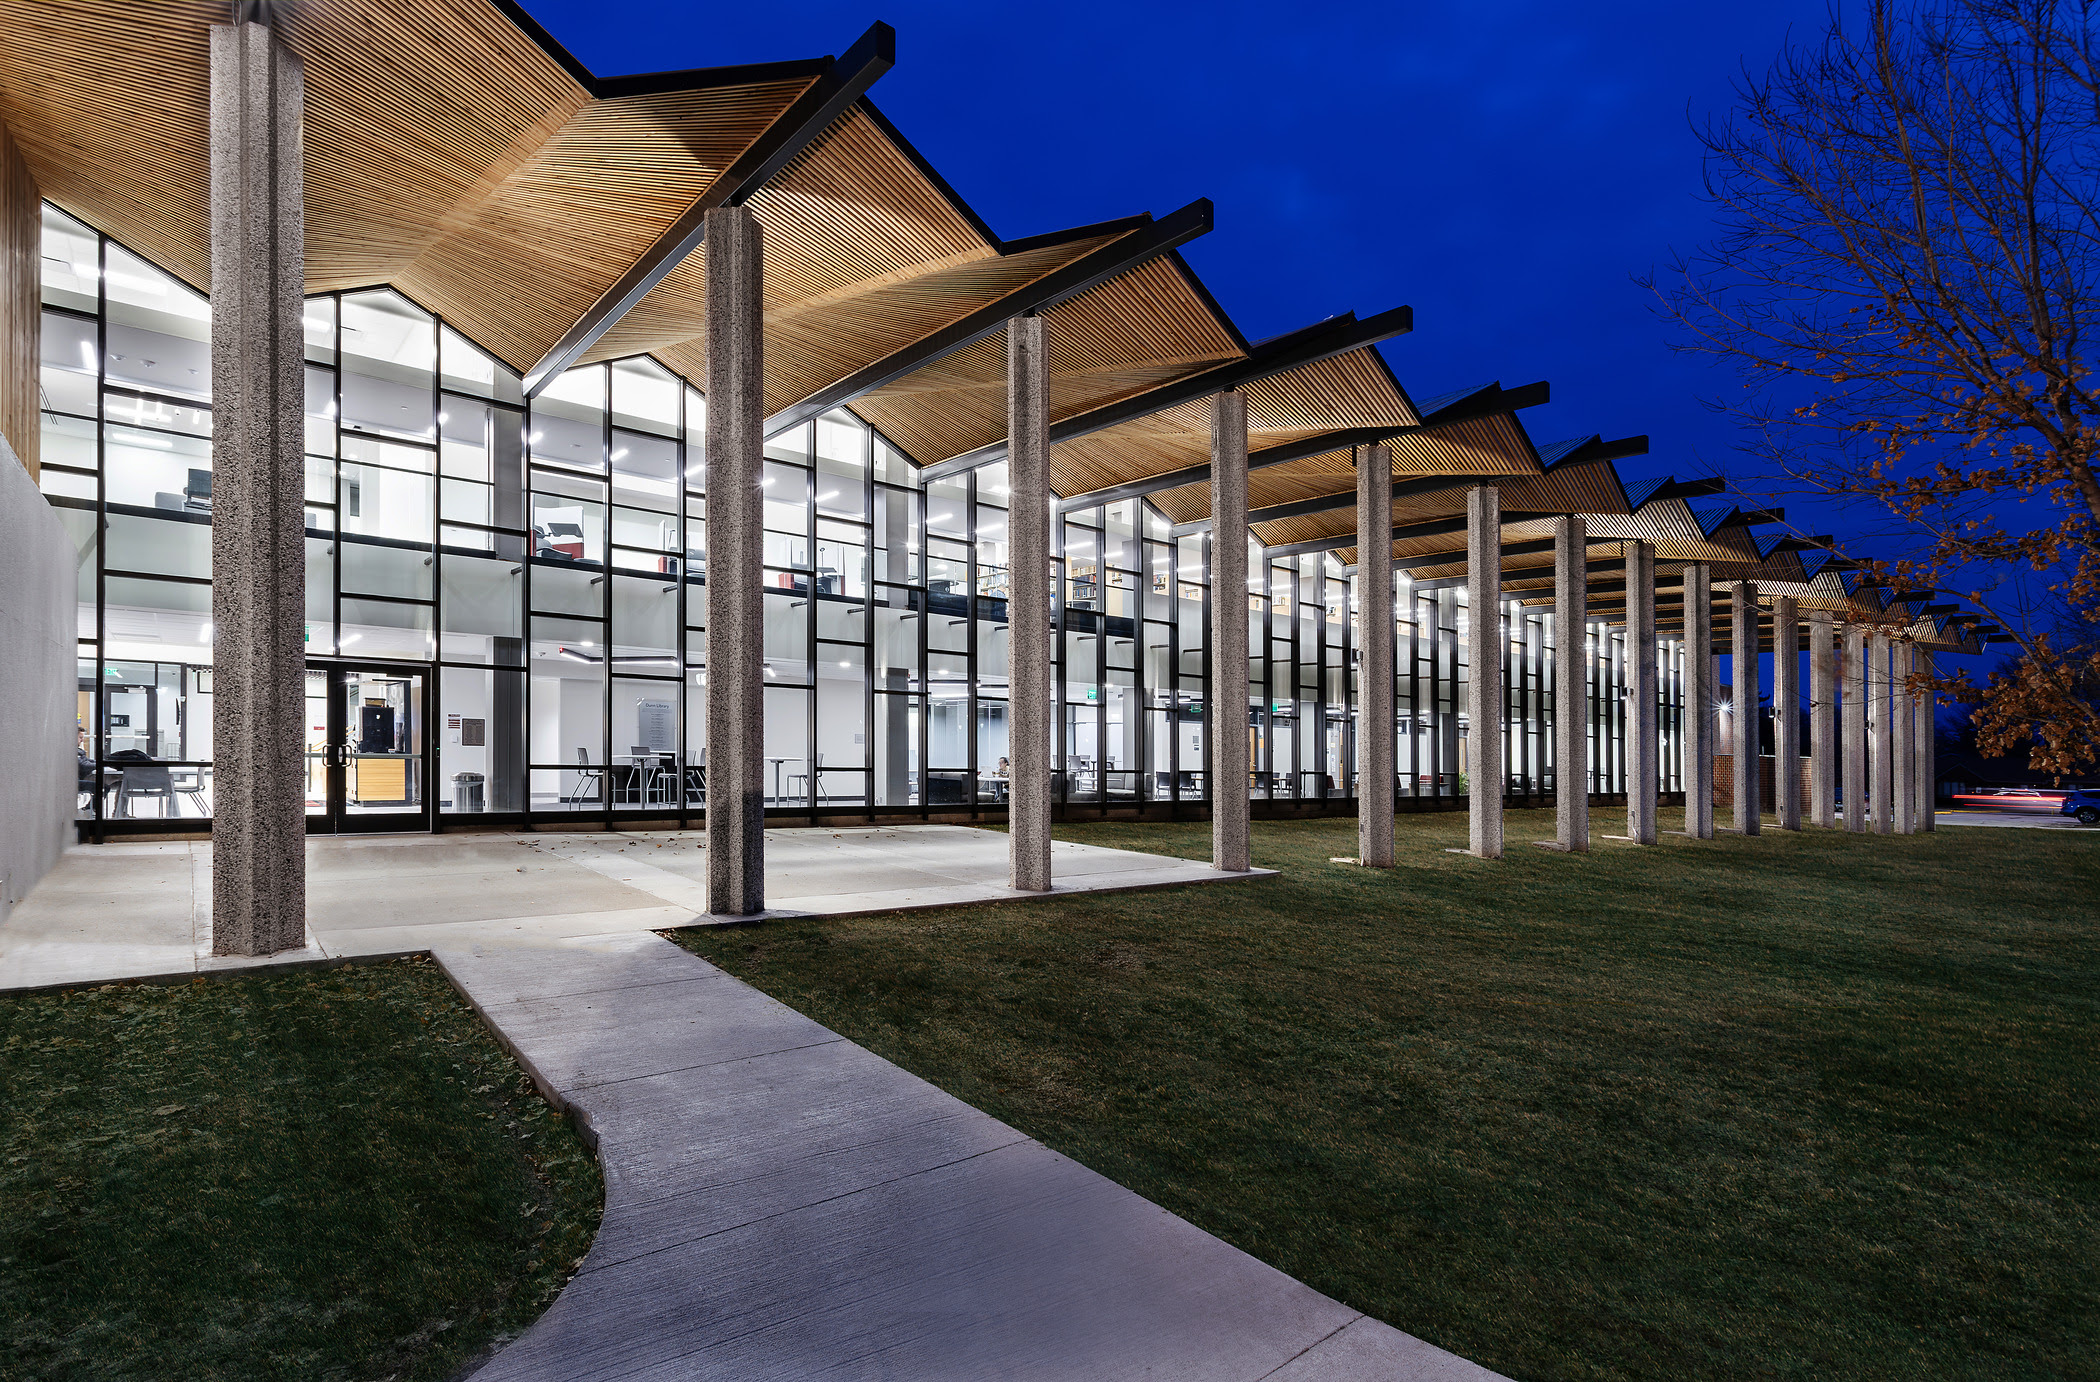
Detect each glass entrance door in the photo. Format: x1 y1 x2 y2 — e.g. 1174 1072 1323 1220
307 665 430 833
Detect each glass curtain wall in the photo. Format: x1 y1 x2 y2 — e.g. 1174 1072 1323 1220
40 203 1659 831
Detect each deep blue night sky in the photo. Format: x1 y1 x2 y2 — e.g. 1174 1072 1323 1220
521 0 1831 488
525 0 1950 685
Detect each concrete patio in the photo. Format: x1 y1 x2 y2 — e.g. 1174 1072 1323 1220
0 824 1266 993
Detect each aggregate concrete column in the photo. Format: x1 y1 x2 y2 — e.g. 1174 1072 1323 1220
1892 640 1916 834
1916 649 1936 831
704 206 766 915
1355 444 1395 866
1868 630 1893 835
1007 316 1054 890
1625 540 1658 844
209 20 307 957
1808 611 1836 827
1771 594 1801 830
1466 485 1503 858
1729 581 1761 834
1552 514 1588 851
1842 624 1868 832
1684 564 1714 838
1209 390 1251 872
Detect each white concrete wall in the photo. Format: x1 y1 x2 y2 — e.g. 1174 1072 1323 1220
0 437 79 917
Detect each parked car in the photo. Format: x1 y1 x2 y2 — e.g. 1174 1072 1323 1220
2058 787 2100 826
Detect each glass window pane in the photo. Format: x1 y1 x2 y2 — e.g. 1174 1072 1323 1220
441 552 525 662
609 677 680 811
611 430 679 513
610 357 679 437
340 290 436 442
104 244 210 401
105 424 212 512
534 365 604 472
340 597 434 661
441 325 523 405
611 573 678 667
40 309 97 416
41 204 99 312
440 666 525 813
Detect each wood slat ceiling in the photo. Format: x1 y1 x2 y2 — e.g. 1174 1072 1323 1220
595 103 1116 405
1049 347 1418 504
1257 452 1629 557
854 255 1245 465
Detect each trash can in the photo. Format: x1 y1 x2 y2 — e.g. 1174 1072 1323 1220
452 771 485 813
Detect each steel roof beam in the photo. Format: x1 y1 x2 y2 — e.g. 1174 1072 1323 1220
522 21 896 397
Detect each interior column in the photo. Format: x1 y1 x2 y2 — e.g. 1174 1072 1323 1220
1683 563 1714 839
1772 594 1800 830
1842 624 1868 832
1625 540 1657 844
1355 443 1394 866
208 17 307 956
1007 315 1053 890
1807 611 1835 827
1552 514 1588 851
1466 485 1503 858
704 206 766 915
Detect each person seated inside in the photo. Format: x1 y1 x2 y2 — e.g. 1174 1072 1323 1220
993 756 1011 779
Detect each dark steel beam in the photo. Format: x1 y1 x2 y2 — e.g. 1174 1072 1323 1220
765 199 1215 436
920 305 1414 483
522 21 896 396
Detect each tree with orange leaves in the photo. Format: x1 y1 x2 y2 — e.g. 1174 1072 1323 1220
1650 0 2100 776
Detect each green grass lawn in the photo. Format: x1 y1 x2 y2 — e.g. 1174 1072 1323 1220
674 808 2099 1382
0 956 602 1382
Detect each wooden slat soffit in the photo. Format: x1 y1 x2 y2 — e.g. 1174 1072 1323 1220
0 115 37 477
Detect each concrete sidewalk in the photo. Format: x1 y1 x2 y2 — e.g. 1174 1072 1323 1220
441 931 1505 1382
0 824 1266 993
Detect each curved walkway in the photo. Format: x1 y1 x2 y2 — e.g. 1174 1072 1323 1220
441 931 1506 1381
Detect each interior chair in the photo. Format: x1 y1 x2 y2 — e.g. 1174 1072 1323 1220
183 468 212 511
113 763 175 819
561 746 606 805
169 766 213 816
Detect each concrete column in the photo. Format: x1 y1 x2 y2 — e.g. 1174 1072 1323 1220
1209 391 1250 872
1892 639 1916 834
704 206 766 915
209 20 307 956
1552 515 1588 851
1684 564 1714 838
1729 582 1761 834
1355 444 1394 865
1626 540 1657 844
1807 612 1836 827
1916 649 1936 831
1842 624 1868 832
1007 316 1054 890
1466 485 1503 858
1868 630 1893 834
1771 595 1800 830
